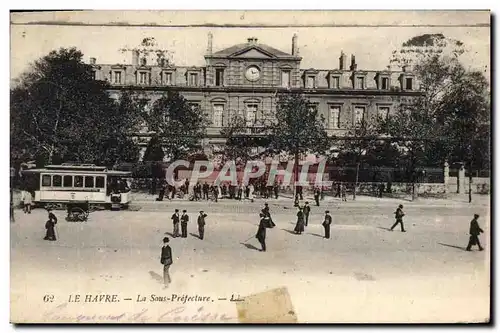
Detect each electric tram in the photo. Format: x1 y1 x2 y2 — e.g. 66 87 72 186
21 163 132 210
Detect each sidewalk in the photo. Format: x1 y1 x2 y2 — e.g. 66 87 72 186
130 192 490 208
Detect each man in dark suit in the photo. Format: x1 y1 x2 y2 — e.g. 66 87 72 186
466 214 484 251
390 204 406 232
303 202 311 226
197 211 208 240
314 188 321 206
161 237 173 288
256 214 271 252
202 182 209 200
180 210 189 238
322 210 332 239
171 209 180 238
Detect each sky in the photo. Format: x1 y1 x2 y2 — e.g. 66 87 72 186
10 11 490 80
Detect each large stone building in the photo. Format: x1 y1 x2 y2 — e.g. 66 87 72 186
90 33 422 160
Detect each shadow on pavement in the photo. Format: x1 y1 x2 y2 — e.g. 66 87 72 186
240 242 260 251
438 243 468 251
149 271 163 283
189 232 201 239
281 228 297 235
376 226 392 232
308 233 324 238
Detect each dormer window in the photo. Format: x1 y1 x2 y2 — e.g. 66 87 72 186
331 76 340 89
399 73 415 91
281 70 291 88
161 71 173 85
355 77 365 89
189 73 198 86
406 77 413 90
303 69 319 89
306 76 315 88
376 73 391 90
137 71 151 85
112 71 122 84
140 57 147 66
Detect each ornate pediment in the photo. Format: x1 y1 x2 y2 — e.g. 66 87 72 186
232 47 274 59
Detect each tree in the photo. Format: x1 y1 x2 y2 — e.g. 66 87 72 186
143 134 165 195
219 114 272 169
337 119 381 200
271 93 330 200
10 47 141 166
145 91 208 162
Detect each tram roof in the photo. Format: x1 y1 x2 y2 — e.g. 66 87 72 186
22 167 131 176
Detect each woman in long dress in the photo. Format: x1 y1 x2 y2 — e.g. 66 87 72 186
294 207 305 234
44 209 58 241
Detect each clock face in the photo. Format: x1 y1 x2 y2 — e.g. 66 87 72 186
245 66 261 82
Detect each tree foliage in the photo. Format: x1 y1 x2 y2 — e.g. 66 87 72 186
145 91 208 161
271 93 330 158
10 47 141 167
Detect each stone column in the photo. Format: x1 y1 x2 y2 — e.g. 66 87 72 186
457 163 465 194
443 160 449 193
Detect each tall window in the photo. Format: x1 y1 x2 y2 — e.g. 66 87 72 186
138 72 150 85
189 73 198 86
378 106 390 121
162 72 172 85
331 76 340 89
381 77 389 90
306 76 315 89
246 104 258 127
405 77 413 90
354 106 365 125
355 77 365 89
113 71 122 84
215 69 224 86
329 105 341 129
281 70 291 88
91 70 97 80
213 104 224 127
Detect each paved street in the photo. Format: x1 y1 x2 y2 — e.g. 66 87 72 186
10 197 490 323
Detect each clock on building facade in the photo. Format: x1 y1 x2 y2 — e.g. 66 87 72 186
245 65 261 82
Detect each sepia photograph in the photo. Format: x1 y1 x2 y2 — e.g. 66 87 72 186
9 10 491 323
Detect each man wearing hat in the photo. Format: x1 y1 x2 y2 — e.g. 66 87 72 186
303 201 311 226
390 204 406 232
171 209 180 238
180 210 189 238
197 211 208 240
466 214 484 251
160 237 173 288
322 210 332 239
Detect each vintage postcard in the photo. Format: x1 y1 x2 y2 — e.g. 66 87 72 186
9 10 491 323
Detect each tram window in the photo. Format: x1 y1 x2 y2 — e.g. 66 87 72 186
74 176 83 187
53 175 62 187
63 175 73 187
85 176 94 188
42 175 52 187
96 176 105 188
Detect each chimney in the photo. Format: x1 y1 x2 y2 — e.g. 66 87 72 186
207 32 213 55
292 34 298 56
132 50 139 66
89 57 96 65
247 37 258 45
350 54 357 71
339 51 347 70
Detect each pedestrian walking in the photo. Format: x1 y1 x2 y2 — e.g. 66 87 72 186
197 211 207 240
466 214 484 251
322 210 332 239
22 190 32 214
43 209 58 241
202 182 209 200
171 209 180 237
180 210 189 238
160 237 173 288
237 184 243 201
273 181 279 199
297 185 304 200
294 207 305 234
390 204 406 232
314 188 320 207
255 214 272 252
303 202 311 226
341 184 347 202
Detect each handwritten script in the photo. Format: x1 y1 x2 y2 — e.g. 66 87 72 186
44 302 236 323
